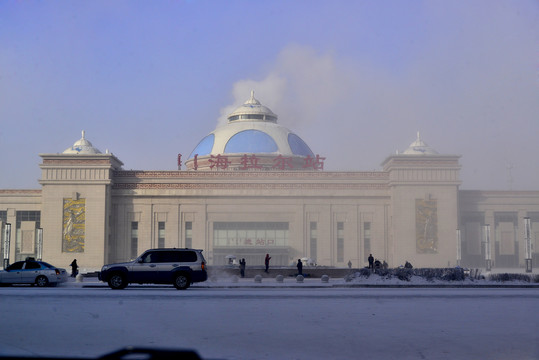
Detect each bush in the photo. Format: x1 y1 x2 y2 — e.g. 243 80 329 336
360 268 469 282
394 268 412 281
354 267 535 283
356 268 372 278
489 273 531 283
441 268 466 281
374 268 392 279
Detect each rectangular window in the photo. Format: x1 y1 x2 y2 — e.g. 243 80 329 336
310 222 317 262
212 222 289 247
158 222 165 248
15 211 41 261
185 222 192 249
364 222 371 262
337 222 344 262
131 222 138 259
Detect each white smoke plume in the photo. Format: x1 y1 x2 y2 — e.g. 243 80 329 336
218 2 539 191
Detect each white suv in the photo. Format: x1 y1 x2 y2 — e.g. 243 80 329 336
98 248 207 290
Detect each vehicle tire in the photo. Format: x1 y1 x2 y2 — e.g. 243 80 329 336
173 273 190 290
108 273 127 290
35 275 49 287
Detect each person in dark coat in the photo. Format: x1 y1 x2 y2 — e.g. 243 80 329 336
70 259 79 277
239 258 246 278
297 259 303 276
368 254 374 270
264 254 271 273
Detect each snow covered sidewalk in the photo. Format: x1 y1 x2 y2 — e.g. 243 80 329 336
63 273 539 289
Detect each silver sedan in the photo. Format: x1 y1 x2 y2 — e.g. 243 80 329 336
0 260 68 287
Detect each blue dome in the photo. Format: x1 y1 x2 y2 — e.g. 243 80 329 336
185 92 320 171
225 130 278 154
189 134 215 158
288 133 314 157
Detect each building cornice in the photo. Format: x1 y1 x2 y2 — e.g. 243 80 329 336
113 170 389 181
112 182 388 190
0 189 42 194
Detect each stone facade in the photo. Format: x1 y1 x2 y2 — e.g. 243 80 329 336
2 150 538 272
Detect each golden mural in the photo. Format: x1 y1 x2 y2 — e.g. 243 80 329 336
416 199 438 254
63 198 85 252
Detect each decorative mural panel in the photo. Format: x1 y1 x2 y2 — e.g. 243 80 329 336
416 199 438 254
62 198 85 252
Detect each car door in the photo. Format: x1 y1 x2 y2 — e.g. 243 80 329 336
154 251 180 283
20 261 44 284
1 261 24 284
129 251 159 283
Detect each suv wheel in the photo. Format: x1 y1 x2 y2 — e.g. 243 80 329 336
173 273 190 290
108 273 127 290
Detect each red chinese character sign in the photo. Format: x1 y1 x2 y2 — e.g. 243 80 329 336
272 155 294 170
185 153 325 171
240 154 262 170
209 154 232 170
302 155 326 170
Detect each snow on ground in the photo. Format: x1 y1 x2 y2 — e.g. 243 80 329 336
0 274 538 360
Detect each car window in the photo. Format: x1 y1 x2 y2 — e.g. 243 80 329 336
40 262 54 269
179 251 197 262
139 250 198 263
141 252 154 263
154 252 173 263
6 262 24 271
152 252 177 263
24 262 42 270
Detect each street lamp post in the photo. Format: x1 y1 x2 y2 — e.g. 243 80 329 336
3 223 11 268
524 217 532 273
456 229 461 266
37 228 43 261
484 224 492 271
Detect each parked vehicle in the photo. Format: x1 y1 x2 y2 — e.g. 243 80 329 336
98 248 207 290
0 259 68 287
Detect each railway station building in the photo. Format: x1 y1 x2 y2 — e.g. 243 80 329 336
1 93 538 272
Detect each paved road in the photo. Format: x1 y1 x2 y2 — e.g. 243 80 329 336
1 286 538 360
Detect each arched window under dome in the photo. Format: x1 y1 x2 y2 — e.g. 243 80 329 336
224 130 278 154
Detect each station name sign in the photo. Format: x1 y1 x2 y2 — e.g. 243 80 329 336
188 153 326 171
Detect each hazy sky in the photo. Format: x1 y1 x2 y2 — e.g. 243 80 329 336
1 1 538 190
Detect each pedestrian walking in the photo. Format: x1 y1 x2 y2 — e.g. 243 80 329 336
368 254 374 270
264 254 271 273
70 259 79 277
239 258 246 278
297 259 303 276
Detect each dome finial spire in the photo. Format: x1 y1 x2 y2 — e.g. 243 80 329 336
402 132 438 155
245 90 259 105
63 130 102 154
